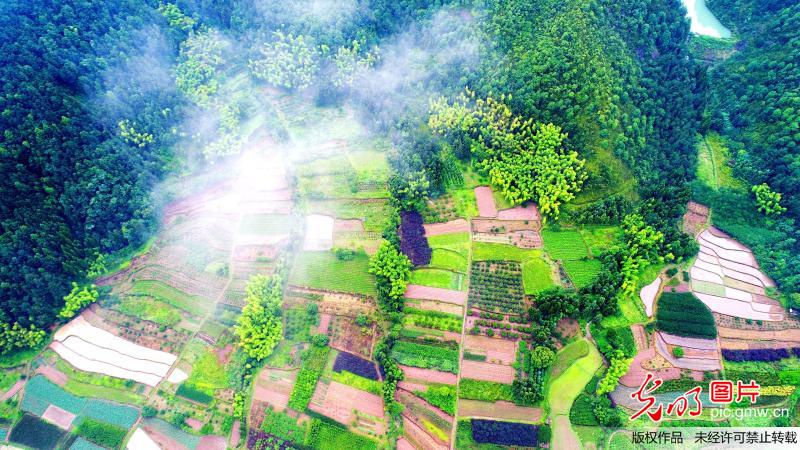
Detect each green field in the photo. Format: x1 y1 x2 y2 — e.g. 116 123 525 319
696 132 746 191
546 341 602 450
541 229 589 260
428 232 471 247
308 199 391 232
114 297 181 327
289 251 376 296
129 280 210 315
472 243 555 294
548 340 590 380
562 259 602 289
428 248 468 273
578 226 622 257
410 268 465 290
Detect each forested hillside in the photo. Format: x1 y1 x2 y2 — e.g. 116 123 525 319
700 0 800 302
0 0 183 337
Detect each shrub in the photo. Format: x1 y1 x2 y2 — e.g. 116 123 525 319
75 417 127 448
673 346 685 358
333 351 379 380
334 248 357 261
538 424 552 443
471 419 537 447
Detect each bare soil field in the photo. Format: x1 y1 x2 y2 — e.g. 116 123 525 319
474 186 497 218
397 437 416 450
620 348 681 388
631 324 648 351
36 365 68 386
423 219 470 236
556 318 581 343
463 335 516 365
497 204 541 221
292 288 375 317
396 390 452 448
83 306 189 353
458 399 542 422
405 299 463 316
400 365 458 385
716 326 800 342
253 367 297 411
683 201 709 236
334 219 365 231
404 285 467 306
309 381 386 434
461 360 515 384
659 333 717 350
402 415 447 450
42 405 75 430
654 333 720 371
328 315 376 358
317 313 332 334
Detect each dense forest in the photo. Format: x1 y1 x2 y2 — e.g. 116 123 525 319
701 0 800 304
2 0 796 348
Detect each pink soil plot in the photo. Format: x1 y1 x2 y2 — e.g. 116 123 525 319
404 285 466 306
229 420 241 448
318 313 332 334
463 335 517 365
36 365 68 387
397 381 429 393
335 219 365 232
619 348 681 388
42 405 76 430
253 368 298 411
497 204 540 221
461 360 515 384
1 380 23 402
423 219 470 236
185 418 203 431
197 436 227 450
144 426 189 450
400 365 458 385
457 399 542 422
474 186 497 218
397 437 416 450
639 277 661 317
717 327 800 343
659 333 717 351
403 416 448 450
655 333 720 371
630 325 648 351
309 381 386 434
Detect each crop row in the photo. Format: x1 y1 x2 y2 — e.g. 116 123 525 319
391 340 460 373
468 261 524 314
722 348 800 362
333 351 379 380
288 345 330 411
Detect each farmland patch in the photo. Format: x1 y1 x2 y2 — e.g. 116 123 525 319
290 251 376 296
468 261 524 314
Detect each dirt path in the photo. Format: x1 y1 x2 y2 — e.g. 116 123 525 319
450 214 475 448
546 340 602 450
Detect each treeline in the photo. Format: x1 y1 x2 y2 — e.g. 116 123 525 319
0 1 183 336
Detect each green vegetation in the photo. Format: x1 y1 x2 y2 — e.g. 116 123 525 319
562 259 603 289
415 384 457 415
130 281 209 315
428 249 468 273
115 297 181 327
696 133 745 191
330 371 382 395
176 383 213 404
471 243 555 294
306 417 377 450
548 340 589 380
409 268 463 290
291 251 377 296
458 379 514 403
370 241 412 312
391 340 460 373
430 91 586 219
59 283 98 319
656 292 717 339
288 344 330 411
752 183 787 216
542 229 588 260
235 273 285 361
75 417 127 448
403 308 462 333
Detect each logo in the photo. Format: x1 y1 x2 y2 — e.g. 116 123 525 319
629 373 761 422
